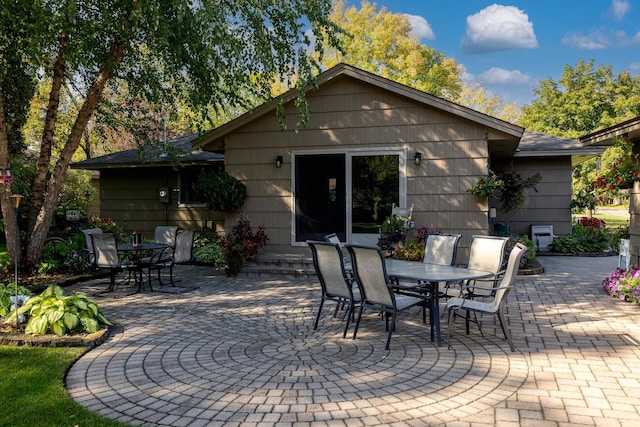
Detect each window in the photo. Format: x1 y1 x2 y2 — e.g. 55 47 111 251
179 166 222 205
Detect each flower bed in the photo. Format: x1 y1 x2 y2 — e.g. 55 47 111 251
602 266 640 302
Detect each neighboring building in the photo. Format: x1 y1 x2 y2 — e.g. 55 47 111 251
73 64 601 261
580 115 640 267
72 133 225 235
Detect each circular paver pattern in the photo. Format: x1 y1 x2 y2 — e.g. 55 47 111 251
66 277 529 426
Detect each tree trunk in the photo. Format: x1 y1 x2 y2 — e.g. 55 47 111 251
0 86 20 268
27 33 67 237
25 27 130 268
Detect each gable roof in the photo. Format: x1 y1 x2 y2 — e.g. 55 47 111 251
71 133 223 170
193 63 524 155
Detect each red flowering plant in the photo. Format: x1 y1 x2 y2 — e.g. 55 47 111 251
577 216 606 229
221 218 268 276
591 138 640 192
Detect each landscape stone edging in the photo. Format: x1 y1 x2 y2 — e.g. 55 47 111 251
0 326 110 348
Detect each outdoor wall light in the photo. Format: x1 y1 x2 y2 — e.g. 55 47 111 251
414 152 422 165
275 155 283 168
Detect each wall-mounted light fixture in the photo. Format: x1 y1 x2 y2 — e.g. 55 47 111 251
275 155 283 168
414 152 422 165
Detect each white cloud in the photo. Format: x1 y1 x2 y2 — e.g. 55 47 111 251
477 67 534 85
404 14 435 40
608 0 630 20
630 62 640 75
461 4 538 53
562 28 640 50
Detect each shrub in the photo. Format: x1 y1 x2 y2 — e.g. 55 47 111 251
0 283 33 319
503 234 536 269
40 234 90 275
192 231 225 266
221 219 268 276
193 170 247 212
14 285 112 336
549 224 611 253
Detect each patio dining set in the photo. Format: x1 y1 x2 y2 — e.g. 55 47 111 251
81 225 195 293
308 234 527 351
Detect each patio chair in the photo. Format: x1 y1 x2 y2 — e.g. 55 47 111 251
307 240 360 338
91 233 130 291
140 226 180 286
422 233 461 266
154 225 179 248
391 203 414 243
619 238 630 269
446 242 527 352
442 235 508 300
345 244 425 350
81 227 103 267
165 229 195 285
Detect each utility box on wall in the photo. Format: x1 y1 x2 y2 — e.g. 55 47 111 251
531 225 554 252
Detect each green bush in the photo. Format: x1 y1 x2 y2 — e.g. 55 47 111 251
40 234 90 275
0 282 33 318
13 284 112 336
504 234 536 268
192 231 225 267
549 224 611 253
193 170 247 212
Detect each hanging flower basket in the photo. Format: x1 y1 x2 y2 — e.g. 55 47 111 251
468 172 505 197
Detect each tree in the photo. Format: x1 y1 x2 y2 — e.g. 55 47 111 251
0 0 342 270
319 0 462 100
457 82 520 123
519 59 640 139
519 59 640 210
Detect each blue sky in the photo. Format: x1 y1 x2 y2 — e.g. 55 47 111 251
345 1 640 106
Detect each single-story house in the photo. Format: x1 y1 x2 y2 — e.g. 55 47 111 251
580 115 640 266
72 133 225 233
73 63 602 261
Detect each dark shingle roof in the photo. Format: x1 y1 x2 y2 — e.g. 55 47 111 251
71 133 223 170
516 130 604 166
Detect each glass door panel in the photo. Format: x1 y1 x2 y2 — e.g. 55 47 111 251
294 153 346 242
351 154 399 245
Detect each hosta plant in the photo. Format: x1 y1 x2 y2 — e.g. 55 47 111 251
0 283 33 318
14 285 112 336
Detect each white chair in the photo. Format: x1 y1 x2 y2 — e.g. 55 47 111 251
422 233 461 266
619 238 630 269
81 227 103 267
446 243 528 352
442 235 509 300
154 226 179 247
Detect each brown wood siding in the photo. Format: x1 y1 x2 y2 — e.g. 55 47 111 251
222 76 504 254
491 157 573 240
98 168 224 237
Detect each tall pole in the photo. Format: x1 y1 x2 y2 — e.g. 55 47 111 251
10 194 23 329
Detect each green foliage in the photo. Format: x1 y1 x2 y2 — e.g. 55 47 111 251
549 224 611 254
504 234 536 269
87 216 131 243
193 170 247 212
394 240 424 261
518 58 640 209
468 172 505 197
321 0 461 100
498 171 542 213
40 234 90 275
380 214 406 232
192 231 225 266
0 283 33 318
14 285 112 336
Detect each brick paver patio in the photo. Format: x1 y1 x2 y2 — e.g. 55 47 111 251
65 256 640 426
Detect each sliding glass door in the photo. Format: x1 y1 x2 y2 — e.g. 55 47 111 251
294 151 404 244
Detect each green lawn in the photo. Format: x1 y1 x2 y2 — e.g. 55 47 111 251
0 345 128 426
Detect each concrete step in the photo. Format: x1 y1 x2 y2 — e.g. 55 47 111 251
239 253 316 279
